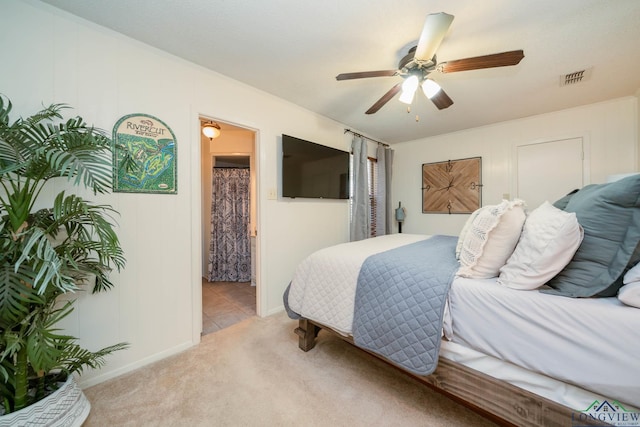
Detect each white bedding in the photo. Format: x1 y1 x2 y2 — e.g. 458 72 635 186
445 277 640 407
439 340 640 412
286 233 640 409
287 234 428 334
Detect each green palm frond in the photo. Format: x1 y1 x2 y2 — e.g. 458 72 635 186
24 102 66 125
114 143 140 175
51 192 125 277
15 227 76 294
0 102 64 175
2 179 37 232
0 357 16 411
0 265 43 327
40 121 112 192
26 300 74 374
0 98 111 193
56 342 129 376
0 95 12 125
0 143 24 175
0 94 127 414
26 298 128 376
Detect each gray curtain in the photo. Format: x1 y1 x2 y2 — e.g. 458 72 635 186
207 168 251 282
376 144 394 235
350 136 369 241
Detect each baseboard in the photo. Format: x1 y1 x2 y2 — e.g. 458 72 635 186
77 340 196 389
266 305 285 316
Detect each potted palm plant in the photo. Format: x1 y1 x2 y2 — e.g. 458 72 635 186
0 94 127 426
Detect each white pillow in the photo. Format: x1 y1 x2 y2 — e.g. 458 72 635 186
623 263 640 284
457 199 526 279
618 282 640 308
498 201 583 290
620 264 640 308
456 208 481 260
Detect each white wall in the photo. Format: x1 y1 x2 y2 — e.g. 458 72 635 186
392 96 639 236
0 0 352 387
637 89 640 167
5 0 637 390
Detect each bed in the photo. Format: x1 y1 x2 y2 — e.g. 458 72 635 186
284 174 640 426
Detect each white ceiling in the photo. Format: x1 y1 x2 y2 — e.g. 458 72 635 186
40 0 640 144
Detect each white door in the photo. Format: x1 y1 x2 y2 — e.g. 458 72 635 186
516 137 584 210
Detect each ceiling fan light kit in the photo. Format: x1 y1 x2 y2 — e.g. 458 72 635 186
336 11 525 115
399 75 420 104
421 79 442 99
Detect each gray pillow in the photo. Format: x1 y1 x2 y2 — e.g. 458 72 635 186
552 188 579 210
544 174 640 297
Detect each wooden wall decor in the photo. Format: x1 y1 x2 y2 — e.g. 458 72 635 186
422 157 482 214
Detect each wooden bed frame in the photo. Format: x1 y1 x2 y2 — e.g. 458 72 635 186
294 318 608 427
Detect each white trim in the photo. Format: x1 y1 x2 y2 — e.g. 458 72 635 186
191 113 204 344
253 130 264 317
78 341 194 389
192 112 263 343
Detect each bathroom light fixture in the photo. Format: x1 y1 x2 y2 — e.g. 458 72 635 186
202 121 221 141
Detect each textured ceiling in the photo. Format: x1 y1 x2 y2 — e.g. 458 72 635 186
39 0 640 143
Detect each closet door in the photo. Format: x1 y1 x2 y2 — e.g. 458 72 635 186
516 137 585 210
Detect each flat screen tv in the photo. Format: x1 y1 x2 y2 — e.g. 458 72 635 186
282 134 350 199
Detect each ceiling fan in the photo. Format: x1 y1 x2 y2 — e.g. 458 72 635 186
336 12 525 114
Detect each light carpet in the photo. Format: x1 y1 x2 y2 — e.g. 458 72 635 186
83 312 498 426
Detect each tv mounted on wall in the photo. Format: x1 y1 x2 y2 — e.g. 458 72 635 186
282 134 350 199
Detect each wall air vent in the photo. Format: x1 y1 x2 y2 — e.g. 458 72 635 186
560 68 592 86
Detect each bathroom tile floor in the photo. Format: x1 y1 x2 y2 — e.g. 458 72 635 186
202 278 256 335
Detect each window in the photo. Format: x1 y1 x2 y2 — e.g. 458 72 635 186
368 157 378 237
349 152 380 239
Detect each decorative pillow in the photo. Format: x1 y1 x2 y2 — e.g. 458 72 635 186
455 208 481 260
620 263 640 308
457 199 526 279
552 189 580 210
618 282 640 308
498 201 583 290
624 263 640 284
544 174 640 297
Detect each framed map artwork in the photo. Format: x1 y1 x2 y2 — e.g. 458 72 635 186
112 114 177 194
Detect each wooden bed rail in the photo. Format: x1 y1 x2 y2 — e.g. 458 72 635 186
295 318 609 427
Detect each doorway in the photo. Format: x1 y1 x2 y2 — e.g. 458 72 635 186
200 119 258 335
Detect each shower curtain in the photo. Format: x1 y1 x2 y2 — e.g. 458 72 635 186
207 167 251 282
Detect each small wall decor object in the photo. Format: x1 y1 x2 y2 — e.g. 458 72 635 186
422 157 482 214
113 113 177 194
395 202 406 233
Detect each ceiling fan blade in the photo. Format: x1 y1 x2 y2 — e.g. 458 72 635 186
430 88 454 110
365 83 402 114
336 70 398 81
414 12 454 61
439 50 525 73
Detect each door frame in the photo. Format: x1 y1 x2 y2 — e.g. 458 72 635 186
192 115 261 344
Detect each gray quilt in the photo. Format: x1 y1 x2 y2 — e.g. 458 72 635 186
352 235 459 376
